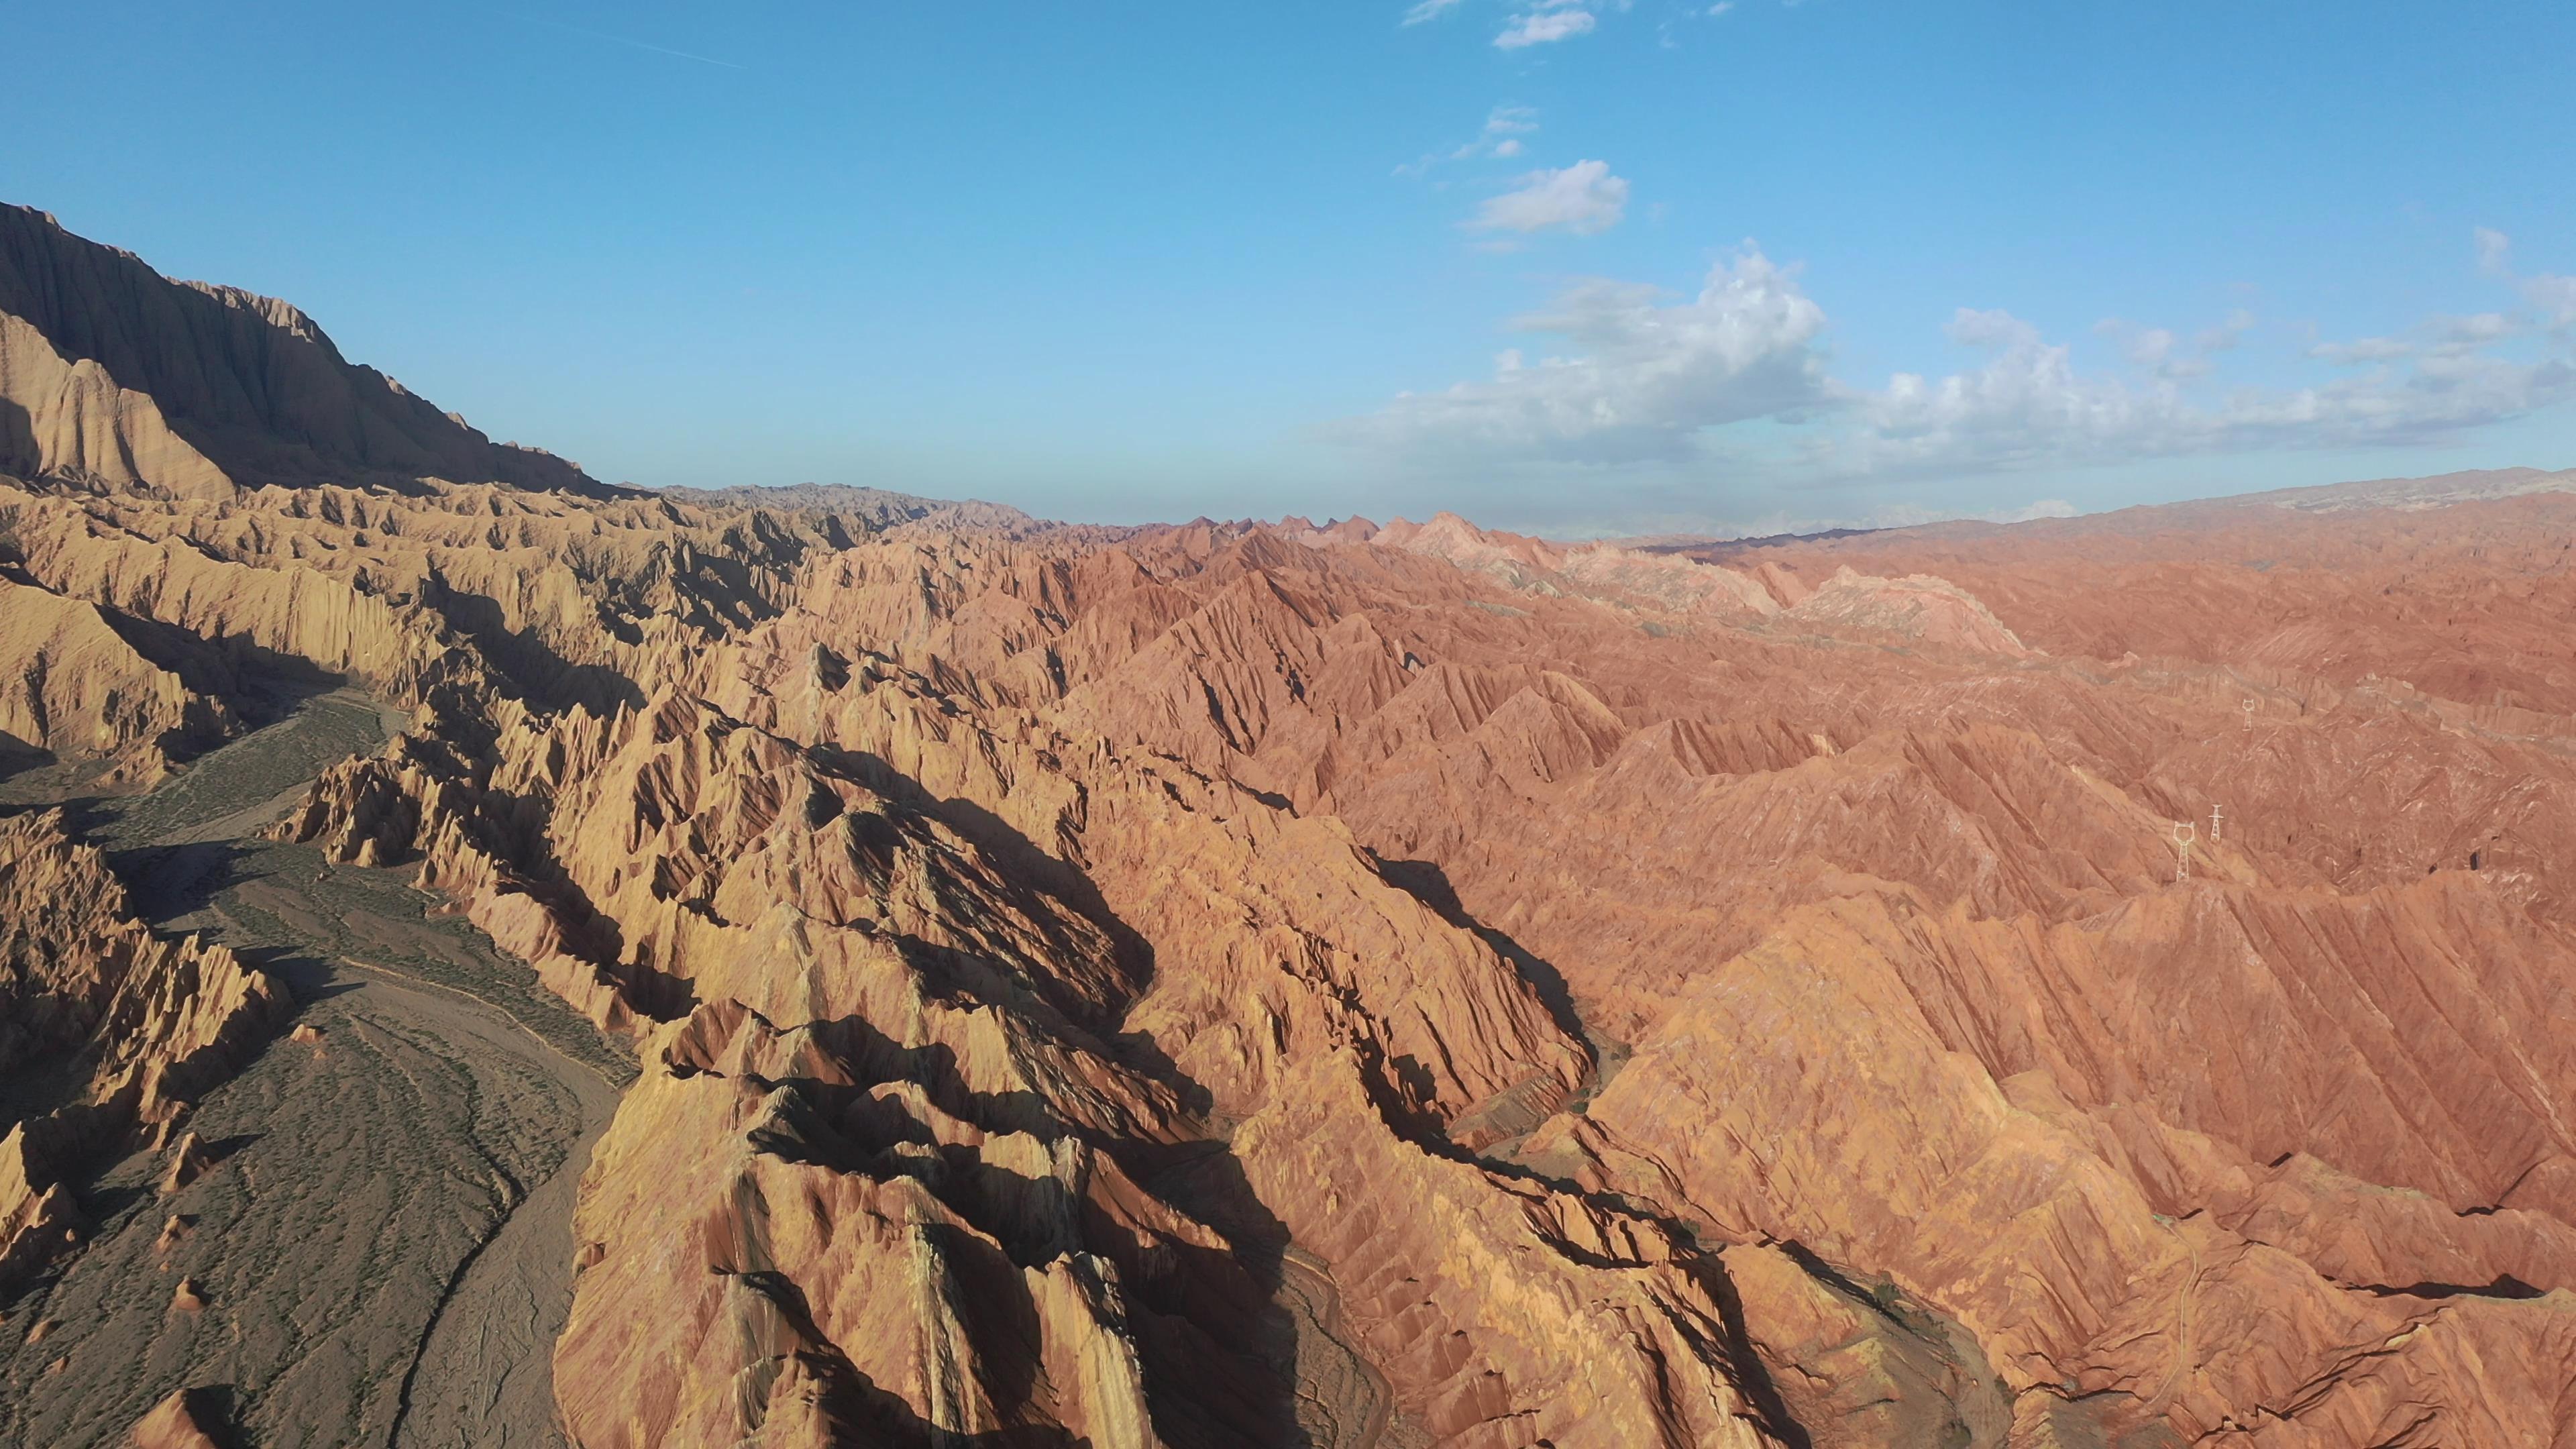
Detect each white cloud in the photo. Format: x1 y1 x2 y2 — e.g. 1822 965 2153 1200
2125 327 2180 368
1949 309 2028 347
2430 312 2516 354
1337 244 1835 462
1850 311 2184 472
2530 274 2576 330
2308 337 2412 364
1831 301 2574 478
1340 227 2576 483
1403 0 1465 24
2197 309 2255 353
1707 1 1736 13
2224 350 2575 447
2093 312 2250 380
1497 7 1597 47
1470 160 1630 235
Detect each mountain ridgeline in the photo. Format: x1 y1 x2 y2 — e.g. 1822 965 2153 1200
2 205 2575 1449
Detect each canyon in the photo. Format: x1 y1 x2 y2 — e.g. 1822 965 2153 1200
1 201 2573 1447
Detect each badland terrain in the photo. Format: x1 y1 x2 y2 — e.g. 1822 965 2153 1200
2 203 2573 1447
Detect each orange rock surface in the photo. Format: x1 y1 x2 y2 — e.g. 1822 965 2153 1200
263 493 2569 1445
7 205 2575 1447
0 574 238 783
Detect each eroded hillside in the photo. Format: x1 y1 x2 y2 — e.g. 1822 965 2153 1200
1 205 2572 1448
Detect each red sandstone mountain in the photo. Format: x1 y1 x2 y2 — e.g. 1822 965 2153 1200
1 208 2572 1448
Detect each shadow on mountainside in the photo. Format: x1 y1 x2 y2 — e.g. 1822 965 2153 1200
809 743 1167 1035
1348 856 2011 1447
699 992 1327 1445
0 396 34 481
1370 854 1598 1066
659 733 1364 1444
1362 855 1838 1448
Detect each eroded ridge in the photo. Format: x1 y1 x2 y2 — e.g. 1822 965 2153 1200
4 201 2576 1447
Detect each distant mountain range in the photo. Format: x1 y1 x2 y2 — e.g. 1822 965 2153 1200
660 481 1038 532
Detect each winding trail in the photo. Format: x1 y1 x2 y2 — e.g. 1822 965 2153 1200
0 690 631 1448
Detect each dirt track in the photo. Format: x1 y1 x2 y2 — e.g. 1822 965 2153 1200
0 692 631 1448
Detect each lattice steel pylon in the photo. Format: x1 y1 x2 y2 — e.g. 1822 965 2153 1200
2174 820 2198 882
2210 804 2223 843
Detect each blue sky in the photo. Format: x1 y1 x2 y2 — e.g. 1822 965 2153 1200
9 1 2573 534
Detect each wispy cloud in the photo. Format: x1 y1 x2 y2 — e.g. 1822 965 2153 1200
1396 105 1541 178
1482 104 1538 159
1469 160 1629 235
496 9 744 69
2478 227 2576 330
1405 0 1622 50
2476 226 2514 276
2532 275 2576 330
2092 310 2251 380
2308 336 2412 365
2431 312 2515 352
1497 6 1598 48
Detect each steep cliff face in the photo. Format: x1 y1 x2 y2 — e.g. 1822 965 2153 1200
0 204 603 496
0 309 231 496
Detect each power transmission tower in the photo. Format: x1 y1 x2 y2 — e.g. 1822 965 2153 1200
2174 820 2197 882
2210 804 2223 843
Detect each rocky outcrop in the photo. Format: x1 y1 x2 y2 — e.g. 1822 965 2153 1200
0 1122 81 1294
555 1004 1188 1446
0 810 286 1293
127 1387 230 1449
0 574 238 782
